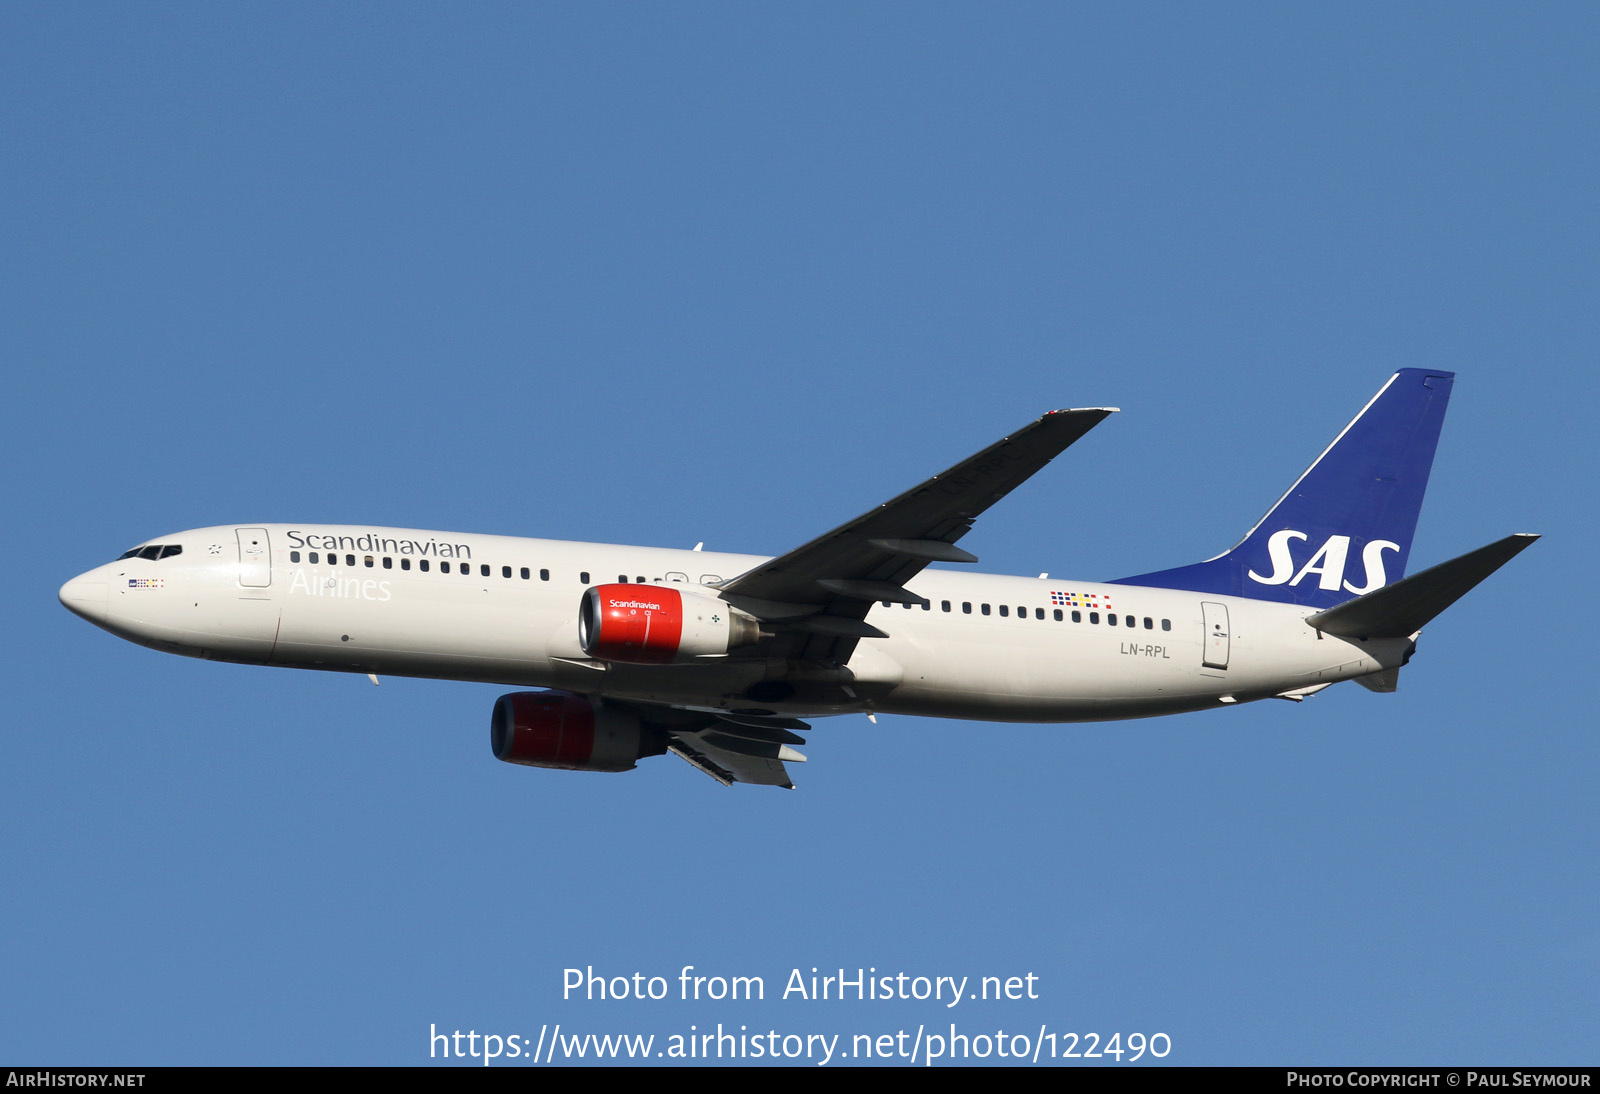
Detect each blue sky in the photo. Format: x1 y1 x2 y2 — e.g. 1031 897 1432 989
3 3 1594 1065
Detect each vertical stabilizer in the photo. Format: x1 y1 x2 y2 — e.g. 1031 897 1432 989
1110 369 1455 609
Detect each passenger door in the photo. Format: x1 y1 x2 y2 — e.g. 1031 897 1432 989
1201 601 1230 670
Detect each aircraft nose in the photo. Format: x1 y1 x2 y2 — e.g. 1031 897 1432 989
59 573 109 624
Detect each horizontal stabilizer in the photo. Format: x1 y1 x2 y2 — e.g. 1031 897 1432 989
1306 533 1539 639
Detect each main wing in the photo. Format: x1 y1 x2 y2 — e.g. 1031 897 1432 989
607 700 811 789
718 408 1115 664
601 410 1116 789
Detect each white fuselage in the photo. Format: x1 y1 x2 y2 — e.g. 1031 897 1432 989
60 524 1411 722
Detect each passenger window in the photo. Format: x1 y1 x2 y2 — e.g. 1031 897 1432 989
463 565 473 577
580 572 590 584
540 569 549 581
1017 606 1025 618
1161 619 1171 631
309 552 319 564
364 556 375 568
441 561 451 574
1125 615 1134 628
1143 617 1153 629
1035 607 1044 620
921 601 930 610
1108 613 1118 626
1053 609 1063 621
619 575 629 584
346 555 356 567
520 567 529 579
1090 612 1100 624
383 557 393 569
999 605 1009 617
420 559 430 572
401 559 411 571
962 602 972 614
1072 611 1081 622
290 551 301 563
502 566 511 578
981 604 991 616
942 600 951 612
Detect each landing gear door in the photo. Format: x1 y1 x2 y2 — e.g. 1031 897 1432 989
236 528 271 588
1201 601 1230 670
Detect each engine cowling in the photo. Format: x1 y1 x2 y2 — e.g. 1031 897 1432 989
578 584 761 665
490 691 659 772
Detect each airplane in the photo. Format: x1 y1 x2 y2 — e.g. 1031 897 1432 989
58 369 1536 789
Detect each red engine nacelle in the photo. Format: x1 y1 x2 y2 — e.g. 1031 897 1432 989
490 691 657 772
578 584 760 665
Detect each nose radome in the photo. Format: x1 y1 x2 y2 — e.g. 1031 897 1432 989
59 575 109 624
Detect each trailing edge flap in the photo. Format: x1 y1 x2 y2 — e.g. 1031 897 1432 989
668 727 804 789
1306 533 1539 639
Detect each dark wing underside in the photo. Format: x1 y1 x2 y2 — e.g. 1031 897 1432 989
605 409 1116 788
717 408 1115 664
612 700 812 788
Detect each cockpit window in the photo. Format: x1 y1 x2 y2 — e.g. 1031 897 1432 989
116 543 183 561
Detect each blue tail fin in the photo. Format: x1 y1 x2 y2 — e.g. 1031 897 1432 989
1110 369 1455 608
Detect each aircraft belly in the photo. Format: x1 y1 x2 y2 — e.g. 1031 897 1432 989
879 688 1219 723
875 610 1400 720
879 626 1207 720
